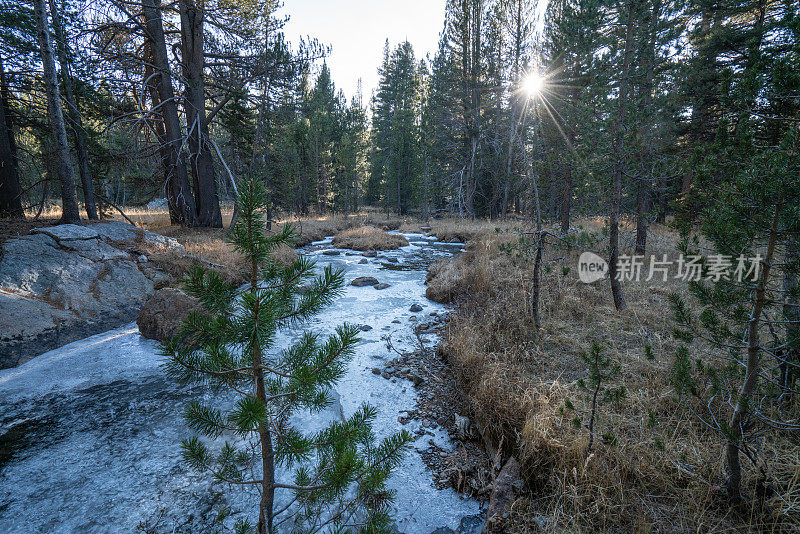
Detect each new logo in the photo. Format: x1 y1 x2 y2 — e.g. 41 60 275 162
578 252 608 284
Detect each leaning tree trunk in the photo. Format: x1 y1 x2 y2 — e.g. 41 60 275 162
726 199 782 503
180 0 222 228
608 0 636 311
142 0 197 226
33 0 81 225
49 0 97 220
0 56 23 218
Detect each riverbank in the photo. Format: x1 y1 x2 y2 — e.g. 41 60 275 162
0 229 481 532
427 218 800 533
0 221 187 368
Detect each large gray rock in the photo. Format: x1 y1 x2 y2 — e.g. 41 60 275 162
91 221 184 251
32 224 100 241
0 222 182 368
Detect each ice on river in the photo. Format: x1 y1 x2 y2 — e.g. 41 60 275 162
0 235 479 533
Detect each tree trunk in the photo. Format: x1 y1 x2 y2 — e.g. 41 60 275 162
656 177 669 223
560 162 572 235
143 40 180 224
246 207 275 534
179 0 222 228
48 0 97 220
458 0 481 219
559 74 581 236
782 235 799 407
0 56 23 218
33 0 81 225
726 199 782 502
142 0 197 226
608 0 636 311
524 142 543 329
635 0 661 256
635 180 649 255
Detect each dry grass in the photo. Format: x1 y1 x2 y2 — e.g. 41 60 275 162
331 226 409 251
14 205 420 285
427 217 524 243
121 207 417 284
434 219 800 533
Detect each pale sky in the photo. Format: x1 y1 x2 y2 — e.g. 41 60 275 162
278 0 448 102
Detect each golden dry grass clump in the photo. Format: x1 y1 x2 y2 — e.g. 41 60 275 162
130 207 416 284
427 218 521 243
281 216 356 247
331 226 409 251
434 220 800 532
144 228 295 287
134 206 298 287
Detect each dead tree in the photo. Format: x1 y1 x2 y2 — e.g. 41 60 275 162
33 0 81 225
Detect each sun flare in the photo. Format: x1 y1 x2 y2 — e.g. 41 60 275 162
523 72 545 97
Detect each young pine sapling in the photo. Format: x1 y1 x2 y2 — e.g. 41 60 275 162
162 175 412 533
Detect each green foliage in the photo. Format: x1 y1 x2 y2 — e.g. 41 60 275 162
670 346 694 396
163 175 411 531
576 342 623 452
579 342 620 395
370 41 423 214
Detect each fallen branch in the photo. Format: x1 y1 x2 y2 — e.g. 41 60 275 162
92 191 138 227
210 140 240 235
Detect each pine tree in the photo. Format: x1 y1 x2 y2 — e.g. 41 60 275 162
670 127 800 503
306 63 339 213
575 342 624 454
369 41 423 215
163 174 412 533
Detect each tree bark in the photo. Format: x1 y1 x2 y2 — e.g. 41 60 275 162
636 0 661 256
0 56 23 218
560 162 572 235
635 180 649 255
726 199 782 502
143 40 180 224
635 0 661 256
48 0 97 220
142 0 197 226
180 0 222 228
33 0 81 225
782 235 799 407
608 0 636 311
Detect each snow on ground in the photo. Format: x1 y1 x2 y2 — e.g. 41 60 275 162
0 235 479 533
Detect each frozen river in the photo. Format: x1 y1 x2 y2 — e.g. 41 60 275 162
0 233 480 533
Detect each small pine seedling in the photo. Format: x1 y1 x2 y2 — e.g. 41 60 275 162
162 175 412 534
578 342 621 455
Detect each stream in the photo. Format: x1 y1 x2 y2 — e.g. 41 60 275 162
0 233 481 533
